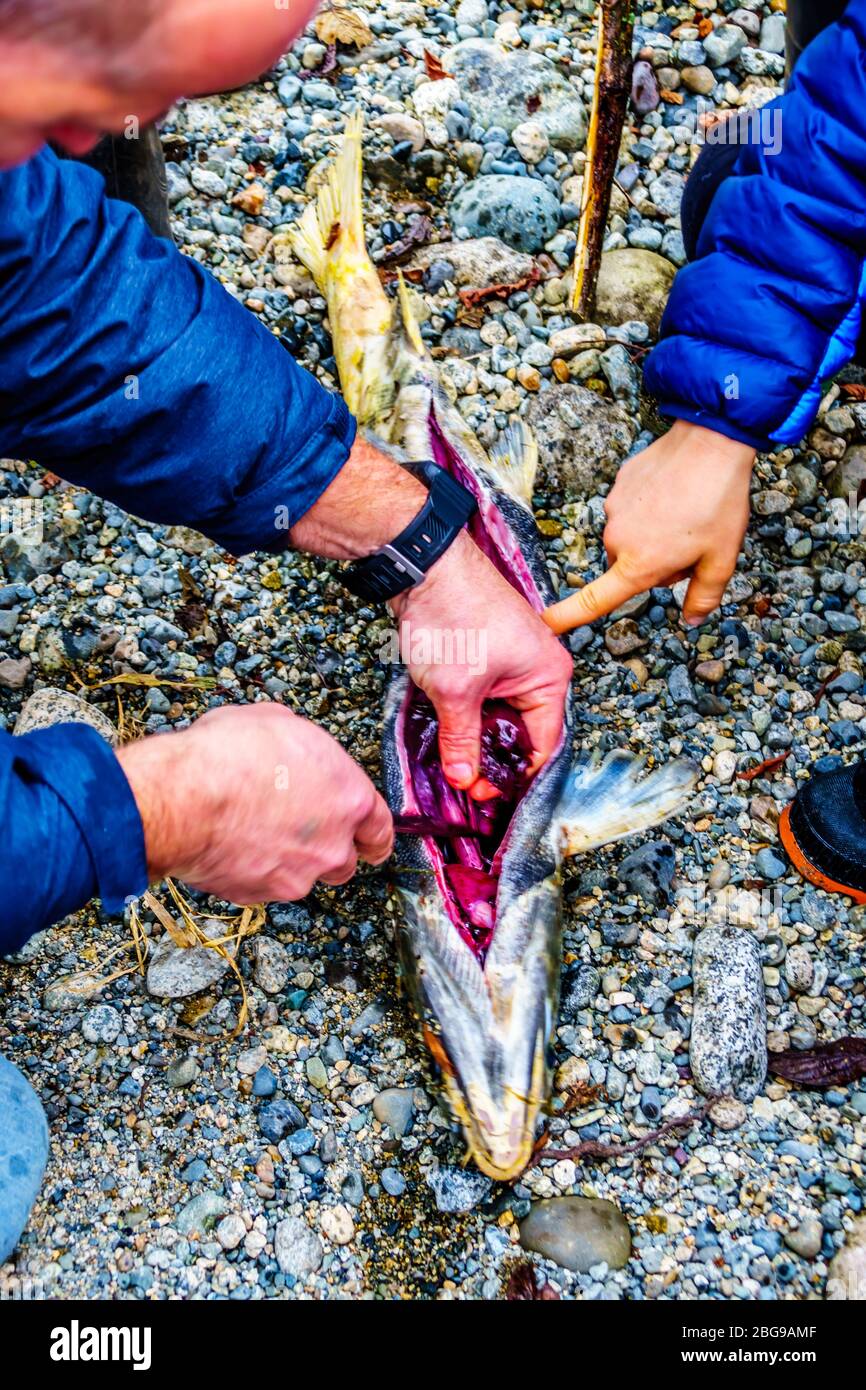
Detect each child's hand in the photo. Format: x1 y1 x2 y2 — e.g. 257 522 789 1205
544 421 755 632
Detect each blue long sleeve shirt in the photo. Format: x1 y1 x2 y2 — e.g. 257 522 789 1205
0 148 356 954
644 0 866 449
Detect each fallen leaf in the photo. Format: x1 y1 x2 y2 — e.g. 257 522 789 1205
458 266 541 307
660 88 684 104
423 49 450 81
299 42 338 80
232 182 266 216
503 1260 560 1301
739 753 788 782
770 1037 866 1089
377 214 434 264
840 382 866 400
315 4 372 48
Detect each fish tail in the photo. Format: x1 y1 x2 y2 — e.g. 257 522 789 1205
287 109 365 290
487 419 539 507
556 751 698 857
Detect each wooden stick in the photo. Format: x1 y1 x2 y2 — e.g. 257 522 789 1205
572 0 635 320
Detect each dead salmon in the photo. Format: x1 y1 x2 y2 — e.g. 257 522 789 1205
289 114 697 1181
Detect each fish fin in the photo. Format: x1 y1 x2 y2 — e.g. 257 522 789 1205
555 751 698 857
395 270 427 357
486 420 538 506
286 108 365 291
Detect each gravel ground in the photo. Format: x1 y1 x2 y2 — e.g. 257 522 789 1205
2 0 866 1301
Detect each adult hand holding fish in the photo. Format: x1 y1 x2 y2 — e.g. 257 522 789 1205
116 704 394 904
543 421 755 635
291 438 573 801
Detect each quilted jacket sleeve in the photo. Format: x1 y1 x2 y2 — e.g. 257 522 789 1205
644 0 866 449
0 147 355 554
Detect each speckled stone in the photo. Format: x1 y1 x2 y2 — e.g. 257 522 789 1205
13 687 118 745
690 924 767 1100
274 1216 323 1276
146 920 235 1000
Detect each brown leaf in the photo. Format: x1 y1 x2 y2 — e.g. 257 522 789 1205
458 265 541 307
232 182 266 216
503 1260 560 1301
423 49 450 81
175 601 208 636
840 382 866 400
660 88 684 105
697 16 714 37
299 42 337 81
378 214 433 265
314 4 372 48
739 753 788 782
770 1037 866 1090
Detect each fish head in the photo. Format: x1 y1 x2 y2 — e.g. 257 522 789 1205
397 872 561 1182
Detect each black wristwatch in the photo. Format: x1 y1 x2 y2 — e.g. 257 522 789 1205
343 461 477 603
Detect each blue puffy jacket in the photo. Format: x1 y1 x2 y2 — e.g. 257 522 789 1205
0 148 355 954
645 0 866 449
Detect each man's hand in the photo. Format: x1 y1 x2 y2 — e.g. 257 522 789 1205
544 421 755 634
292 436 572 796
392 531 573 797
116 705 393 903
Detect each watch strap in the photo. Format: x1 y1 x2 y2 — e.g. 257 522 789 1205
343 463 476 603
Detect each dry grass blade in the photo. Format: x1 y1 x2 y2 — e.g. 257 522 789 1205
83 673 217 693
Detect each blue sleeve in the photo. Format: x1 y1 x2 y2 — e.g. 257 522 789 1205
644 1 866 450
0 148 355 554
0 725 148 956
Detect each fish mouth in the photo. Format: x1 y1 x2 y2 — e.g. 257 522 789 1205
441 1038 548 1181
390 400 565 1178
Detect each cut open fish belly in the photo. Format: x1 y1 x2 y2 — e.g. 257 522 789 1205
290 114 699 1180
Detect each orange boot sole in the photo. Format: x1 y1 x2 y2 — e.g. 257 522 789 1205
778 803 866 905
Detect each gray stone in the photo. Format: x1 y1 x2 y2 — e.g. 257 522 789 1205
759 13 787 55
690 924 767 1101
274 1215 324 1276
427 1165 492 1213
146 920 235 1000
13 687 118 745
595 248 676 338
524 384 634 497
617 840 676 907
0 1057 49 1264
0 657 31 690
449 175 560 254
703 24 747 68
784 1216 823 1261
81 1004 121 1044
252 937 289 994
166 1056 201 1088
449 40 587 150
176 1191 228 1236
648 170 686 219
406 236 534 291
519 1196 631 1273
372 1086 415 1136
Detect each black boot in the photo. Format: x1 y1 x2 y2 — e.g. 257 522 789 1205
779 759 866 904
